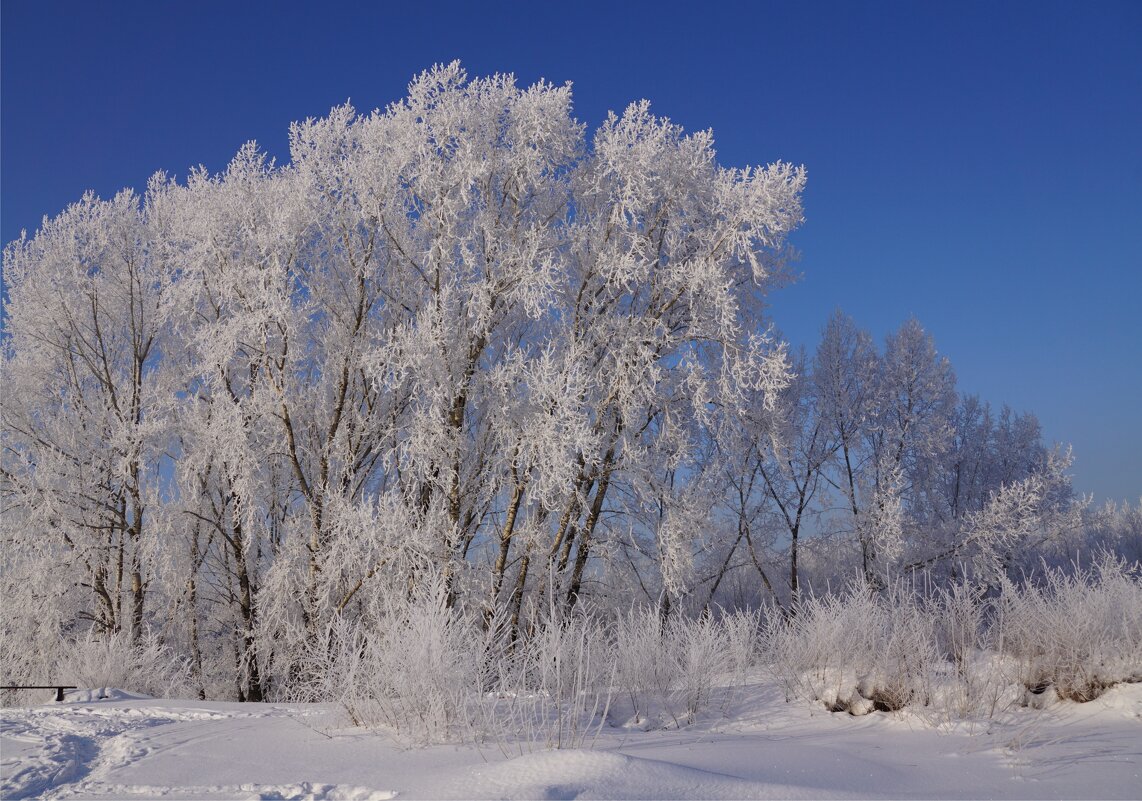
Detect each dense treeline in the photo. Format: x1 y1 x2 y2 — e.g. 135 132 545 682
2 65 1137 703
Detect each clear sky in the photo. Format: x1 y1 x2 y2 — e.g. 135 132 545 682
2 0 1139 504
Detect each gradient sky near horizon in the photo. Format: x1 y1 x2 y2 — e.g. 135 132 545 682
3 0 1140 504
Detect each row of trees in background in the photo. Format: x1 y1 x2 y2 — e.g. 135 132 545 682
2 65 1136 702
724 311 1082 609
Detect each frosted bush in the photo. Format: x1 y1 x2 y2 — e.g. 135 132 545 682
613 608 759 728
300 588 484 745
720 609 762 676
866 588 939 711
292 581 616 749
0 605 64 706
57 630 192 698
933 580 989 669
928 581 1020 720
612 610 676 726
763 560 1141 721
996 554 1142 702
765 578 939 715
502 609 615 749
0 550 81 705
668 612 757 724
278 567 485 744
765 586 871 712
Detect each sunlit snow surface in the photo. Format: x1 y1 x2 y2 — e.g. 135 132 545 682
3 681 1139 800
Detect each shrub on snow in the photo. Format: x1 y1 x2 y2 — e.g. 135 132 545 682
765 578 940 715
57 630 192 698
485 607 615 750
764 558 1142 717
613 608 759 728
996 553 1142 702
289 578 484 746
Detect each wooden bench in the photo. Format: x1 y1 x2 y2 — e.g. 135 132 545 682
1 685 78 702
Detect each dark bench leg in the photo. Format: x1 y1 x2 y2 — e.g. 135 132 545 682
55 687 66 702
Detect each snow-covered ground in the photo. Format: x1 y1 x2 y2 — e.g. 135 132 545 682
3 681 1140 800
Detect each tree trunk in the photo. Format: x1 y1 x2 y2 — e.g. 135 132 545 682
187 527 206 701
486 479 525 630
565 450 614 612
230 515 264 702
508 548 532 643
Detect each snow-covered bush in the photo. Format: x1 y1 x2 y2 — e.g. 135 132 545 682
486 608 615 751
1 554 192 704
765 578 940 715
289 578 484 745
56 630 192 698
286 575 618 749
1077 500 1142 567
613 608 759 728
669 611 758 724
933 580 986 670
612 610 675 726
0 576 64 705
927 580 1008 719
996 554 1142 702
763 560 1141 719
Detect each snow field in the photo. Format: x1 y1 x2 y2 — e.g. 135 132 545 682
3 680 1140 799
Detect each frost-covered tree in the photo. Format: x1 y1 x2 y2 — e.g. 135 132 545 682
862 318 957 574
3 186 176 643
812 311 879 581
5 63 1096 704
526 100 800 617
737 349 835 605
1 63 807 695
734 312 1081 596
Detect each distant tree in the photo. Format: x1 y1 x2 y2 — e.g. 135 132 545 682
863 317 957 578
750 350 835 602
813 311 879 582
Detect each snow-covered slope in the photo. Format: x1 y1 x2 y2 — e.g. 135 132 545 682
3 681 1139 800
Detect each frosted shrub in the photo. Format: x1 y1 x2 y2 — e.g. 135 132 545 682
613 609 759 728
289 615 364 721
766 579 939 715
506 609 615 749
0 551 83 705
0 602 63 706
292 580 619 750
613 610 677 726
867 588 939 711
934 581 986 669
57 630 192 698
765 586 873 712
370 598 483 742
930 581 1018 719
670 615 735 724
997 554 1142 702
473 602 617 753
721 609 762 676
291 579 484 746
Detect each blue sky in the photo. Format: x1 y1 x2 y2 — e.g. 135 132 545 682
2 0 1139 504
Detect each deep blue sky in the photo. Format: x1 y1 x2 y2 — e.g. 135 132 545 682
3 0 1139 504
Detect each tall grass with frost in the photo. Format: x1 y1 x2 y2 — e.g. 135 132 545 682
764 578 940 715
57 630 192 699
763 557 1141 717
613 608 758 728
289 578 484 745
995 553 1142 702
